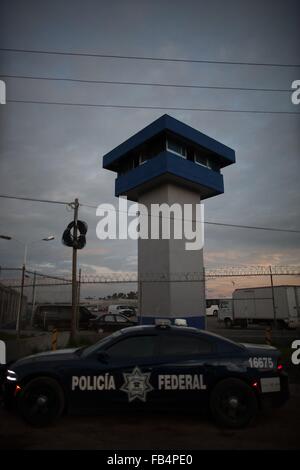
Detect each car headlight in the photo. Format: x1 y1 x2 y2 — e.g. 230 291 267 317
6 369 18 381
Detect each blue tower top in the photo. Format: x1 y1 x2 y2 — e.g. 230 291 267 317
102 114 235 201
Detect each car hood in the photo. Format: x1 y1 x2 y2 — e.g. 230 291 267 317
11 348 79 368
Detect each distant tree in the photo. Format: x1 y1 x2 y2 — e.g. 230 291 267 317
126 291 138 299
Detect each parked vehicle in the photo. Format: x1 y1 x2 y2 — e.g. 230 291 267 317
108 305 136 315
2 322 289 428
118 308 137 320
107 305 137 321
33 304 95 331
206 304 219 317
218 286 300 329
88 313 137 332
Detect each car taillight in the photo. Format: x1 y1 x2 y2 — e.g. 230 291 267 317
14 385 22 396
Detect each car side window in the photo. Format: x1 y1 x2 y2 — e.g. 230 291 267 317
115 315 128 323
160 334 212 357
60 308 72 320
79 307 91 318
104 314 115 322
105 335 158 358
43 308 59 319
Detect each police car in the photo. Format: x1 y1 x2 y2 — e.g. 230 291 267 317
2 320 289 428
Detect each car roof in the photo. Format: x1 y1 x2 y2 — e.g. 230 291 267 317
120 324 236 341
82 324 244 357
120 324 244 350
36 304 88 308
119 324 198 334
106 313 130 318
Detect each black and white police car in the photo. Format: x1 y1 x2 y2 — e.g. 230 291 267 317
2 320 289 428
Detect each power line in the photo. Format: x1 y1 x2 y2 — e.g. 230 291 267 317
0 194 70 205
1 47 300 68
1 194 299 234
81 202 300 234
1 195 300 235
200 221 300 233
0 74 291 93
6 99 300 115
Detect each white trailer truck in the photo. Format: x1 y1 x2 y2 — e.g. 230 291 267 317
218 285 300 329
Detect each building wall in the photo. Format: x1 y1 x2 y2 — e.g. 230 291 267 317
0 283 27 327
138 183 205 328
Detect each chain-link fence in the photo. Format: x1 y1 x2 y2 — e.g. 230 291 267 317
0 265 299 329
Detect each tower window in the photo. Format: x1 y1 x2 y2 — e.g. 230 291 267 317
139 153 148 165
166 138 187 158
194 151 212 169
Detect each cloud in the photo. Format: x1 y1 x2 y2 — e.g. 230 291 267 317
0 0 299 299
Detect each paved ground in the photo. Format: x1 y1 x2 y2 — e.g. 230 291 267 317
0 384 299 450
206 317 300 352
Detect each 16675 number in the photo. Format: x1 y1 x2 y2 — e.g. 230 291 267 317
249 357 274 369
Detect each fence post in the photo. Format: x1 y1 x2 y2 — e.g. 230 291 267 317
138 279 142 325
16 264 25 338
269 265 277 328
30 271 37 327
265 326 272 345
51 328 58 351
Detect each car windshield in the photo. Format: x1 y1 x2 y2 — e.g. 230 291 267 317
80 330 123 357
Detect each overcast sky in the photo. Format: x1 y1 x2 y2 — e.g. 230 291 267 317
0 0 299 298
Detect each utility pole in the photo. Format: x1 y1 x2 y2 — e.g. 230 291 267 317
70 198 79 342
76 268 82 330
269 265 277 328
138 279 142 325
203 266 206 330
16 264 25 338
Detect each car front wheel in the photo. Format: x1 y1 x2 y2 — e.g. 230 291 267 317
210 378 258 428
17 377 65 427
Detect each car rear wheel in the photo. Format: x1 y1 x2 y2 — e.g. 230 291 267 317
17 377 65 426
210 378 258 428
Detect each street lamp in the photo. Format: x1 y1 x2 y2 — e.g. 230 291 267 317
0 235 55 266
0 234 55 336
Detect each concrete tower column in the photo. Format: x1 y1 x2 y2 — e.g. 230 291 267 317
138 183 205 327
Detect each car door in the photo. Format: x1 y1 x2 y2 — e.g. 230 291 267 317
95 333 162 407
66 332 161 411
99 314 117 331
60 307 72 330
114 314 133 329
78 307 92 329
153 331 215 406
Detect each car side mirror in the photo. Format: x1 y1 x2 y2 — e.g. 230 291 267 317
97 351 109 363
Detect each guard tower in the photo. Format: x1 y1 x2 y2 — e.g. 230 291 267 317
103 114 235 328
